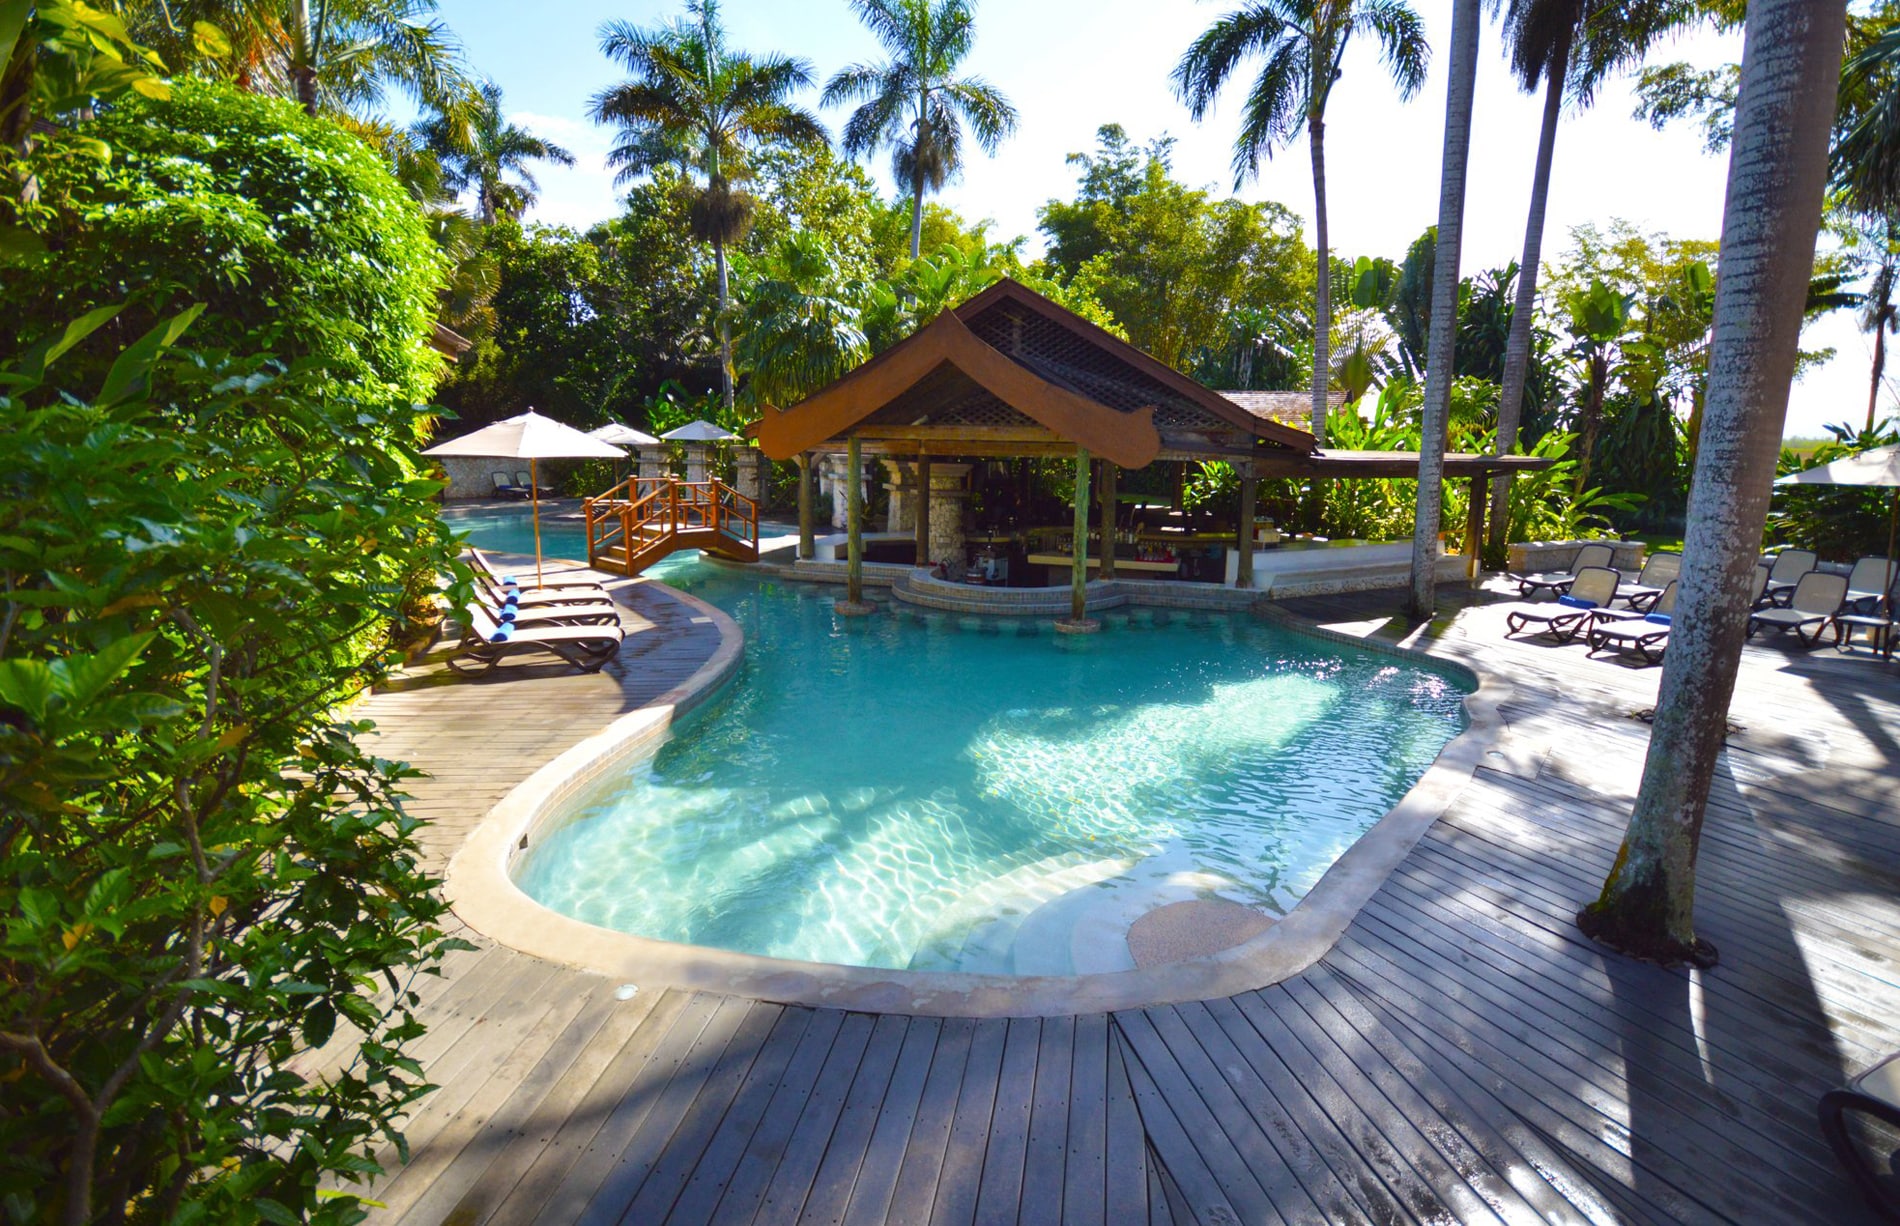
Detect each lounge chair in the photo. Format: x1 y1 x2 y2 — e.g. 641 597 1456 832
1588 582 1678 665
1819 1051 1900 1217
1616 551 1681 612
514 469 557 497
491 471 530 499
1747 570 1849 646
1500 566 1621 643
480 586 620 629
467 553 615 611
1844 556 1897 614
1509 543 1617 598
468 547 607 595
448 606 623 675
1761 548 1819 606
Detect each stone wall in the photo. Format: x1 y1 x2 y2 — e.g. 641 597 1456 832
1506 539 1646 575
438 456 583 501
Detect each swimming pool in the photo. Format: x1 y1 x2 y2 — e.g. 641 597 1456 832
447 508 1471 977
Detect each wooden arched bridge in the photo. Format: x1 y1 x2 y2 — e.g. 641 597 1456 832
584 477 759 576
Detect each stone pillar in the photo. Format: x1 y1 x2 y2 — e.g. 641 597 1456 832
638 445 665 481
681 442 710 484
881 459 918 532
1098 460 1118 580
1236 461 1257 590
925 462 972 570
733 448 762 501
822 453 851 529
914 456 932 565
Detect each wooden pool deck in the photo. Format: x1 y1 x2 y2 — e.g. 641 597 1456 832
323 568 1900 1225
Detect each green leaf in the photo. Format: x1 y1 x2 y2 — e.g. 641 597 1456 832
253 1198 299 1226
0 1 29 76
40 302 124 368
97 305 205 405
63 631 154 705
0 658 59 722
191 20 230 59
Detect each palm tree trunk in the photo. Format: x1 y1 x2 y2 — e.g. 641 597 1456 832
1308 117 1332 446
1409 0 1482 620
909 179 925 261
1577 0 1845 967
1575 358 1607 493
1868 303 1889 434
1487 24 1572 551
293 0 319 116
714 234 734 413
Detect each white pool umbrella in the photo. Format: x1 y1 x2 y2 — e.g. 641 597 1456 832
588 422 661 447
424 409 624 585
1776 443 1900 613
659 419 740 442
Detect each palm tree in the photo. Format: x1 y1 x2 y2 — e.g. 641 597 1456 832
1832 15 1900 431
823 0 1019 261
591 0 826 412
735 232 870 404
1577 0 1845 967
137 0 476 120
1407 0 1483 621
1174 0 1429 446
1487 0 1699 549
418 83 574 225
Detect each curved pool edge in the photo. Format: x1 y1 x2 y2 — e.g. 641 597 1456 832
444 592 1509 1019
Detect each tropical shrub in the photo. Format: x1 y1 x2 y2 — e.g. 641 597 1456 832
0 79 444 417
0 318 465 1224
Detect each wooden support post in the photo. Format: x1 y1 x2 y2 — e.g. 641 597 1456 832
1463 473 1489 584
1070 446 1092 623
1236 461 1258 591
915 454 932 567
846 434 864 604
797 452 814 561
1098 460 1118 580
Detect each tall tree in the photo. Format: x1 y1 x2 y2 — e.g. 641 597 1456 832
823 0 1019 261
132 0 475 119
418 82 574 225
1487 0 1696 549
1174 0 1429 445
591 0 826 412
1407 0 1482 620
1833 10 1900 431
1577 0 1846 966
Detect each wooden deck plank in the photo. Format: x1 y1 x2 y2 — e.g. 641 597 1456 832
612 998 786 1224
840 1016 944 1226
667 1007 820 1225
929 1017 1010 1226
704 1008 850 1224
1110 1024 1243 1224
1101 1029 1150 1223
1061 1013 1109 1226
1018 1013 1074 1226
971 1017 1039 1226
750 1011 882 1224
793 1013 913 1226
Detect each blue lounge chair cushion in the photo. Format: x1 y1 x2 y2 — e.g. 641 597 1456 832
1558 594 1597 609
497 606 517 622
1645 613 1672 626
489 623 514 643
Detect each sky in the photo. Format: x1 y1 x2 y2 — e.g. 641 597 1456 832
440 0 1884 440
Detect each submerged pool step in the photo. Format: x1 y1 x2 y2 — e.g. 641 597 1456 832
901 851 1132 974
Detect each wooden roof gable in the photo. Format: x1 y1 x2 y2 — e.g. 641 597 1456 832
750 278 1317 469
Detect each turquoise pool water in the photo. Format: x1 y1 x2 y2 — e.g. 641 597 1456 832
445 508 1471 977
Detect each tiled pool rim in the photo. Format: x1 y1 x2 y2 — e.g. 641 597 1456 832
443 578 1511 1019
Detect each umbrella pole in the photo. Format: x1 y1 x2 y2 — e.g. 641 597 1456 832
532 456 544 587
1887 487 1897 619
